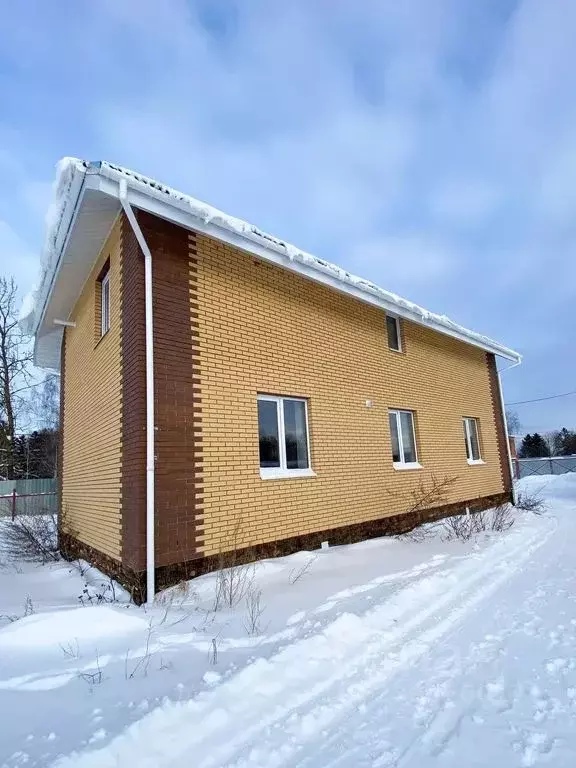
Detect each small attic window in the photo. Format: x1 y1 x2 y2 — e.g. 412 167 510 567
386 314 402 352
97 259 111 337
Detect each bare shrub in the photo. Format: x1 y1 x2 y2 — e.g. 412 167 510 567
441 504 515 541
214 560 255 610
213 514 256 610
288 555 317 585
0 514 58 563
396 474 458 541
125 621 154 679
79 650 103 688
0 594 35 625
515 489 547 515
490 504 515 531
244 587 266 636
209 636 219 665
78 577 119 606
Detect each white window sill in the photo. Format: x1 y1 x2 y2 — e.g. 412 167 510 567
260 468 317 481
393 462 422 471
467 459 485 466
389 346 403 353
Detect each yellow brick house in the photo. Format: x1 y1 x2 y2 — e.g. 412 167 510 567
27 159 521 602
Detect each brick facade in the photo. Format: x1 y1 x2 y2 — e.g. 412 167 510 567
60 210 513 601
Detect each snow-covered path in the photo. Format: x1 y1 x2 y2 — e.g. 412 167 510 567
51 476 576 768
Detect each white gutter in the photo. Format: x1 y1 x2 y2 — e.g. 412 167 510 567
496 359 522 504
118 179 156 605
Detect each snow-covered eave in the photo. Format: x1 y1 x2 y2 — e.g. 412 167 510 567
32 158 522 366
95 161 521 363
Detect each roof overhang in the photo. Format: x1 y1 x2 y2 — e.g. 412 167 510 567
31 159 522 369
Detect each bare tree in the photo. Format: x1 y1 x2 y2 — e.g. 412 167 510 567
0 278 34 478
505 409 521 436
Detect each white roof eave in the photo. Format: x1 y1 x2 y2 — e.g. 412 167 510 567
95 163 521 363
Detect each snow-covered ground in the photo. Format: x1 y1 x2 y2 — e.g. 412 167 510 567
1 475 575 767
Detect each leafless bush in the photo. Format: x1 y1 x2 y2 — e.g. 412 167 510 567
60 639 80 660
396 474 458 541
441 504 515 541
0 594 35 625
125 620 154 679
79 650 103 688
244 587 266 635
288 555 317 585
515 489 547 515
214 560 255 610
0 513 58 563
78 577 118 606
209 636 219 665
212 514 256 610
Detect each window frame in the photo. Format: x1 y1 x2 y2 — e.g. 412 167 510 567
386 314 402 352
257 394 315 480
100 270 111 337
463 416 484 465
389 408 421 470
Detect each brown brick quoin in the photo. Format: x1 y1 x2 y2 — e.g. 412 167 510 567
61 491 509 604
120 213 147 572
486 353 513 497
119 211 203 593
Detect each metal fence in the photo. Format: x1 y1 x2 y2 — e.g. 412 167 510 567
0 478 57 518
516 456 576 479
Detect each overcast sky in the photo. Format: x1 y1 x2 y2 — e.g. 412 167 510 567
0 0 574 434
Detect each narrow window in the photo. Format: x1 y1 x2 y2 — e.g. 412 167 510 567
257 395 312 478
463 417 482 463
389 409 419 468
386 314 401 352
100 268 110 337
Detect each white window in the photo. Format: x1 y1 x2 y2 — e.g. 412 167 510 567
463 417 483 464
100 271 110 336
389 409 420 469
257 395 314 479
386 314 401 352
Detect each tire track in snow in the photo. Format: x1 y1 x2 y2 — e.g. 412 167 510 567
52 519 555 768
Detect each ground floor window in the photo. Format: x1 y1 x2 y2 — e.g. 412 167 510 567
257 395 312 479
389 409 420 469
463 417 482 463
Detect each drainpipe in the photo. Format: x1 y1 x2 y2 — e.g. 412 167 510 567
118 180 156 604
497 359 522 505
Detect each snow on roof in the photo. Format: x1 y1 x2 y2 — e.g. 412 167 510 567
26 157 521 364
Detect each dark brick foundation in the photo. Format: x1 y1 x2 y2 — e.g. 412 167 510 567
60 491 510 604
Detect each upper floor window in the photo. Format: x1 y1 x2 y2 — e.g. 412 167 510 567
389 409 420 469
386 314 402 352
100 267 110 337
463 417 483 464
257 394 313 479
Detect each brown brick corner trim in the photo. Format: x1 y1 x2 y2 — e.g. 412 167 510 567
486 353 513 495
62 491 509 605
119 210 204 586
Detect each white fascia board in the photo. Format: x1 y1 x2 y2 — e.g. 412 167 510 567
34 163 88 338
95 171 521 363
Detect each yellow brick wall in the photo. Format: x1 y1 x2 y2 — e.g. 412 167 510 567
62 217 122 559
194 233 505 557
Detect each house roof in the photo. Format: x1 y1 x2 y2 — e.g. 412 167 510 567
24 157 522 369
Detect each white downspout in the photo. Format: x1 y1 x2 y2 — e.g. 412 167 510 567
497 358 522 504
119 180 156 604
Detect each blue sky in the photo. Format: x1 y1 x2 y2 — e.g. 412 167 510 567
0 0 574 434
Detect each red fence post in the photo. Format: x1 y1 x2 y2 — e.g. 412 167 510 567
11 488 16 520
